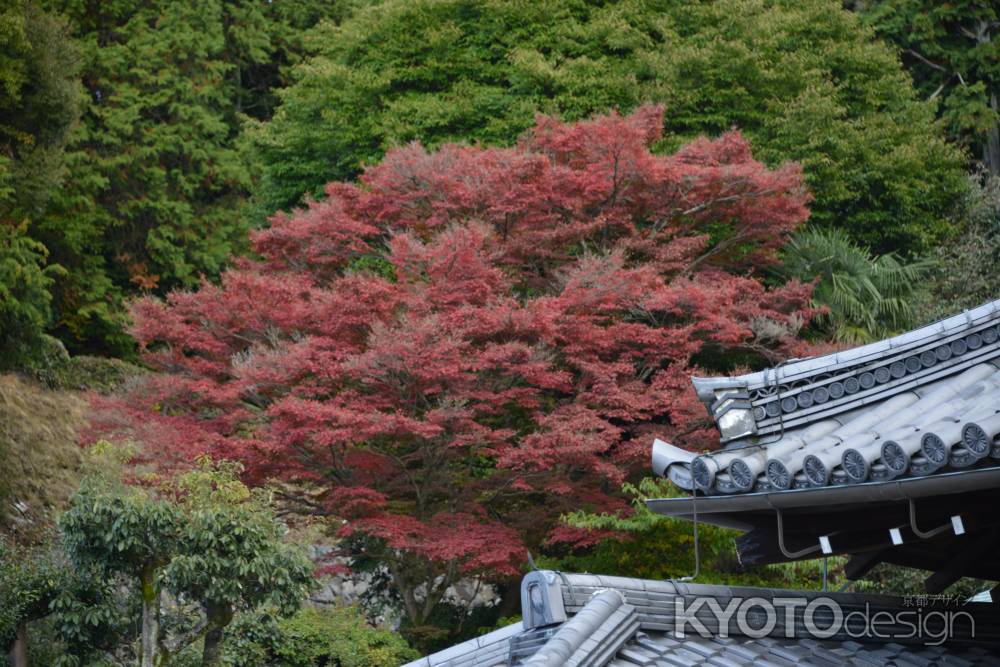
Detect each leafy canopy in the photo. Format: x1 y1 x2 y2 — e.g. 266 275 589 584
59 446 314 667
861 1 1000 175
96 106 818 635
27 0 352 356
0 2 80 366
253 0 966 254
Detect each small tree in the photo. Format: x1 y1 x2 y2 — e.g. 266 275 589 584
59 446 314 667
1 536 123 667
165 459 315 667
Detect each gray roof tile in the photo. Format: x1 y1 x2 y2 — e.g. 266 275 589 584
657 353 1000 496
404 571 1000 667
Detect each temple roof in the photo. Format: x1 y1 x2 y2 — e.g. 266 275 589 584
653 299 1000 496
404 571 1000 667
647 298 1000 587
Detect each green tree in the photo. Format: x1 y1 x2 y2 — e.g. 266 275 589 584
861 1 999 176
35 0 352 355
0 223 63 368
165 459 315 667
0 2 81 366
58 447 314 667
59 449 180 667
0 2 81 222
1 536 124 667
915 173 1000 324
780 227 934 342
252 0 966 254
221 606 419 667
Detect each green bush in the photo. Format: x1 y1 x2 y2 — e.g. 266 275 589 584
31 354 145 394
253 0 966 254
222 606 418 667
557 478 843 591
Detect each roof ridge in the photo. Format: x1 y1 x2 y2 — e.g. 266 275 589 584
520 589 636 667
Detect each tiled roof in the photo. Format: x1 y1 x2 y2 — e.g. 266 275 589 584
653 300 1000 495
403 571 1000 667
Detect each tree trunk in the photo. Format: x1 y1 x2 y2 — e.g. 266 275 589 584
985 93 1000 177
200 603 233 667
140 566 160 667
8 622 27 667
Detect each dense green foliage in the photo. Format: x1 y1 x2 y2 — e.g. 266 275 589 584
861 1 999 176
220 607 418 667
0 2 81 367
0 0 354 359
781 228 933 342
0 2 81 221
559 478 840 590
916 174 1000 324
32 0 349 355
58 450 315 667
0 224 62 368
253 0 966 254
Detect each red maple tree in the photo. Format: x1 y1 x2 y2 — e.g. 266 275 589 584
92 105 816 627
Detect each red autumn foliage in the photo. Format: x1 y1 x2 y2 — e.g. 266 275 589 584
95 105 816 625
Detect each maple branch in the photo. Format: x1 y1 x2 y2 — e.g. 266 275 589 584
683 230 755 275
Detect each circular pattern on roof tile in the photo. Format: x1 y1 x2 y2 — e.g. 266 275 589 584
842 449 869 482
796 392 814 409
984 327 999 344
828 382 845 399
803 455 829 486
691 458 714 490
889 361 906 379
753 406 767 421
781 397 798 413
858 372 876 389
844 377 861 394
812 386 830 404
921 433 949 466
950 339 968 356
874 367 891 384
881 441 908 476
967 332 983 349
961 423 991 458
729 459 756 491
765 401 782 417
934 344 952 361
920 350 937 367
904 356 923 373
766 460 792 490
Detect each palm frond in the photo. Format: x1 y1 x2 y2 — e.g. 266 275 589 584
780 228 934 340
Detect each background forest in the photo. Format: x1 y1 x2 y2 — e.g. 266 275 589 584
1 0 999 665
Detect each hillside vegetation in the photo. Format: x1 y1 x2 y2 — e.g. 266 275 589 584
0 374 83 542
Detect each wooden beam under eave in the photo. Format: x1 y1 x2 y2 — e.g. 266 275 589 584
925 529 1000 594
845 549 890 581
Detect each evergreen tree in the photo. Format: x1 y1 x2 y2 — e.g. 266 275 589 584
0 2 81 366
861 1 999 176
37 0 350 355
252 0 966 255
